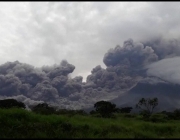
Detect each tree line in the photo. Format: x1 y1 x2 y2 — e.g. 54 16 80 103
1 97 180 121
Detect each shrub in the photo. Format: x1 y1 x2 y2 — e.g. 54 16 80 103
94 101 117 118
0 99 25 109
140 110 151 120
56 109 87 116
149 113 168 123
90 110 97 115
118 107 133 113
173 109 180 120
31 103 56 115
91 113 102 118
123 113 136 118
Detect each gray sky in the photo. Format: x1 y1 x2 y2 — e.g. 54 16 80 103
0 2 180 81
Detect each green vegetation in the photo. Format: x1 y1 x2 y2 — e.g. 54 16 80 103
1 97 180 138
93 100 117 118
1 108 180 138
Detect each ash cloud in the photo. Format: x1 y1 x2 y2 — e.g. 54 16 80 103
0 74 22 96
103 38 158 68
1 37 180 110
84 37 180 104
86 38 159 92
0 59 82 104
46 60 75 79
142 37 180 84
142 37 180 60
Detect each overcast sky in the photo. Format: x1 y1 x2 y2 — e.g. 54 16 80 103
0 2 180 81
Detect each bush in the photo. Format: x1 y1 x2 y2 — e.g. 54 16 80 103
61 122 73 132
91 113 102 118
161 111 175 120
135 115 143 120
31 103 56 115
0 99 25 109
173 109 180 120
90 110 97 115
123 113 136 118
94 101 116 118
75 110 87 116
118 107 133 113
140 110 151 120
149 113 168 123
56 109 87 116
161 110 180 120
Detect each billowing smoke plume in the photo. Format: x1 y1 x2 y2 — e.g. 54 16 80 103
86 37 180 93
0 74 22 96
86 38 160 91
1 37 180 110
142 37 180 60
0 60 81 104
103 39 158 67
143 37 180 84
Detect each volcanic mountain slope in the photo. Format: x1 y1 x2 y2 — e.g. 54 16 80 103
111 77 180 112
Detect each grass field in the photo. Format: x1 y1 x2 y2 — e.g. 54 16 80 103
0 108 180 138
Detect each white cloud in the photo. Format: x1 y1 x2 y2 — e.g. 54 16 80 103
147 57 180 84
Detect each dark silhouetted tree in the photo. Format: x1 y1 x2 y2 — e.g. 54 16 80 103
31 103 56 115
0 99 25 109
94 100 116 118
172 109 180 120
118 107 133 113
136 97 158 116
90 110 97 115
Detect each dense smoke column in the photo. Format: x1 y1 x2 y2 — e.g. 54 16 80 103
0 59 81 101
0 61 20 75
1 37 180 108
47 60 75 79
86 39 159 91
141 37 180 60
0 74 22 96
103 39 158 68
0 61 46 87
57 76 83 97
62 81 82 96
18 83 31 96
51 75 68 93
86 65 106 87
28 80 59 102
48 60 83 97
30 60 81 99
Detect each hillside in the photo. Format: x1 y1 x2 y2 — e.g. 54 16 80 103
111 77 180 112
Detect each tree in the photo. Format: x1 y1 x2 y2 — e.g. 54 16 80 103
31 103 56 115
94 100 117 118
119 107 133 113
90 110 97 115
136 97 158 116
0 99 25 109
173 109 180 120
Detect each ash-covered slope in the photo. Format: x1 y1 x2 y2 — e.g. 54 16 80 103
111 77 180 111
